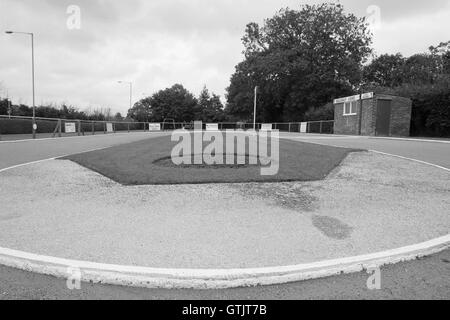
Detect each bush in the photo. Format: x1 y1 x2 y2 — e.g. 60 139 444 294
304 103 334 121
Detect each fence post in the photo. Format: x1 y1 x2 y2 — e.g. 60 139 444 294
58 119 62 137
127 123 130 133
92 122 95 135
77 120 81 136
288 123 291 133
104 122 106 134
320 121 323 134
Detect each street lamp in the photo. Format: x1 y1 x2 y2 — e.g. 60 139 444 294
118 81 133 110
253 86 258 130
5 31 36 138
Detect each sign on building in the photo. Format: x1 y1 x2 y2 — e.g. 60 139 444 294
106 123 114 132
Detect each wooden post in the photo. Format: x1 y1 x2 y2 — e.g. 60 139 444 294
77 120 81 136
127 123 130 133
92 122 95 135
320 121 323 134
58 119 62 137
104 122 106 134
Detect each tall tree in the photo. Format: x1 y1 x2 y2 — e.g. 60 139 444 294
127 98 152 122
133 84 198 122
362 54 405 87
226 3 372 121
430 41 450 74
196 86 225 122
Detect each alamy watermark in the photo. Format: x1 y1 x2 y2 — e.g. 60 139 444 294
66 5 81 30
66 266 82 290
366 265 381 290
366 5 382 32
171 123 280 176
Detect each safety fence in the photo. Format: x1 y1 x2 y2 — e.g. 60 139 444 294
0 115 334 140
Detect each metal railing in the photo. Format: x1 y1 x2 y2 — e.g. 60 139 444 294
0 115 334 140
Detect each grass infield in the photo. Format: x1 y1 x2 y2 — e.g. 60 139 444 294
62 134 362 185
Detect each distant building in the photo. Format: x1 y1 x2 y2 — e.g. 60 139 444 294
333 93 412 137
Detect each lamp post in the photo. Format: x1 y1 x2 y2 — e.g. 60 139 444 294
6 90 11 119
118 81 133 111
5 31 36 138
253 86 258 130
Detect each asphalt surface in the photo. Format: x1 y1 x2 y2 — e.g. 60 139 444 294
0 132 449 299
281 133 450 168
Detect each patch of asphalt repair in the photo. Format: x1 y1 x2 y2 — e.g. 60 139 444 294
230 182 319 212
311 215 354 240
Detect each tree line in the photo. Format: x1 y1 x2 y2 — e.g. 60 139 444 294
0 99 125 122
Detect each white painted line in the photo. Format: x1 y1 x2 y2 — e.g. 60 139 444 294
369 136 450 144
0 145 124 173
369 150 450 171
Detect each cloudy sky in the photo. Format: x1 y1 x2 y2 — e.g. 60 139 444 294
0 0 449 115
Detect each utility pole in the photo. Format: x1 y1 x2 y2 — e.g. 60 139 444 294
6 90 11 118
5 31 36 138
253 86 258 130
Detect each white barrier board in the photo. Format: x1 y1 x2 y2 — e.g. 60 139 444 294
65 122 76 133
261 124 273 131
300 122 308 133
106 123 114 132
206 123 219 131
149 123 161 131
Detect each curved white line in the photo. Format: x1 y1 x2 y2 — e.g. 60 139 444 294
369 150 450 172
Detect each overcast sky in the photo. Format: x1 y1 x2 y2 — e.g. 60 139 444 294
0 0 449 115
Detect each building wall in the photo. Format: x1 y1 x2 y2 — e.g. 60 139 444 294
360 98 376 136
333 103 360 135
385 95 412 137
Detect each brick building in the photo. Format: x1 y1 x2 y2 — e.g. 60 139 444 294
333 93 412 137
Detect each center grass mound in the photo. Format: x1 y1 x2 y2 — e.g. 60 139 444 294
61 134 362 185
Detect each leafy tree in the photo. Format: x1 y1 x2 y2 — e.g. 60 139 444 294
430 40 450 74
304 102 334 121
144 84 198 122
362 54 405 87
0 99 9 115
226 3 372 122
127 98 152 122
196 86 225 122
402 54 440 85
